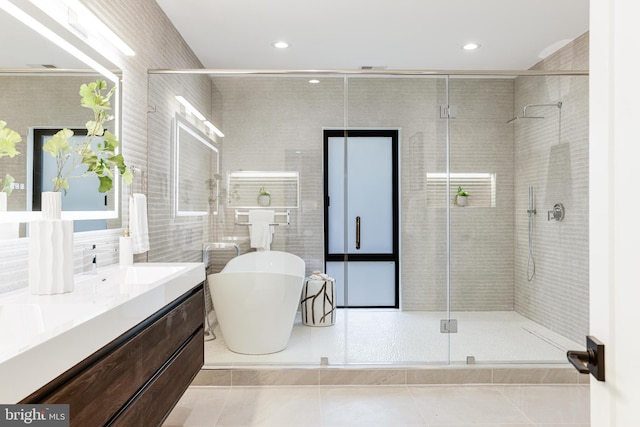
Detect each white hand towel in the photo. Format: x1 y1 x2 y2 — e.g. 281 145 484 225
129 193 150 254
248 210 275 251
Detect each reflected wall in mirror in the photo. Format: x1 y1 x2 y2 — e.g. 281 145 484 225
0 3 123 235
175 114 219 216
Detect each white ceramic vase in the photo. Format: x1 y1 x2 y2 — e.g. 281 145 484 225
28 192 74 295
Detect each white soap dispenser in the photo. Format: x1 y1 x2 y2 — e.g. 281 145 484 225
119 229 134 266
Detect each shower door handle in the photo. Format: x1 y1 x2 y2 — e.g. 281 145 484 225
355 216 361 250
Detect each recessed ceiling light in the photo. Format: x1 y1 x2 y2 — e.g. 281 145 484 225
462 43 481 50
309 79 320 84
272 41 289 49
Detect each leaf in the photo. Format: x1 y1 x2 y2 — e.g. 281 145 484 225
43 128 73 157
2 174 14 195
101 131 120 152
0 124 22 158
107 153 126 171
121 168 134 185
80 79 112 114
85 120 105 136
98 175 113 193
81 153 99 171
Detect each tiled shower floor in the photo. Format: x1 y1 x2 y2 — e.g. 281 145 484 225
204 310 581 367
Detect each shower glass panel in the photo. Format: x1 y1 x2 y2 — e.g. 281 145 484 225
447 74 589 364
148 69 587 369
339 75 450 364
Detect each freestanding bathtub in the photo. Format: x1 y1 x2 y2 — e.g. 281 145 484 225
208 251 306 354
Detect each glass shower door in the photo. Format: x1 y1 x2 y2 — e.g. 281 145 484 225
447 74 589 364
335 74 451 365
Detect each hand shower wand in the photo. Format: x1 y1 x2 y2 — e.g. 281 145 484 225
527 186 536 281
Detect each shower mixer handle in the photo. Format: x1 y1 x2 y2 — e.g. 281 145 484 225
548 203 565 221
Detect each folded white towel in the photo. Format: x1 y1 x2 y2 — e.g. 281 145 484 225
129 193 150 254
249 210 275 251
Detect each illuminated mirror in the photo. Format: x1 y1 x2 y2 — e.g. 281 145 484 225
175 114 219 216
0 1 123 235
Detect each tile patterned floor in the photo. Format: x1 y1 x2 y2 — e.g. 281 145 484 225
205 310 582 367
164 384 590 426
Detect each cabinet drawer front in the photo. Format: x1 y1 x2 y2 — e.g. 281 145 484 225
111 328 204 426
34 287 204 426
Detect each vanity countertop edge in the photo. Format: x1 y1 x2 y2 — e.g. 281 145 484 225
0 262 205 403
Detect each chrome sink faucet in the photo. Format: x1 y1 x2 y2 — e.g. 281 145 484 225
85 244 118 275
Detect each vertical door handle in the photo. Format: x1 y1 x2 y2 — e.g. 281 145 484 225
355 216 361 250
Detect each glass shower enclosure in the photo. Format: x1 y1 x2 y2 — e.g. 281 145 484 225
146 70 588 367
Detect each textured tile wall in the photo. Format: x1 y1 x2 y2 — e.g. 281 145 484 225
513 33 590 343
211 76 345 275
211 76 515 311
448 78 516 311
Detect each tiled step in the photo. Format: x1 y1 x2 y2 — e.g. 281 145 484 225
193 365 588 386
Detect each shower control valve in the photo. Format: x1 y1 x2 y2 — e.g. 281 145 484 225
547 203 565 221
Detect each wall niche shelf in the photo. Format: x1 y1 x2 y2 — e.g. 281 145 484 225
425 172 497 208
227 171 299 209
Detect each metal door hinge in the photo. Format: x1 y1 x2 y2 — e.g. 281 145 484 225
440 319 458 333
439 105 458 119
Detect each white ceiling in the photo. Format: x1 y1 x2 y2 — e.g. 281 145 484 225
156 0 589 70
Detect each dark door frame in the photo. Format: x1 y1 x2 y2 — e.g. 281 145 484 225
323 129 400 308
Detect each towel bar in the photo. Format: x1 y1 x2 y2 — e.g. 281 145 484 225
234 209 290 226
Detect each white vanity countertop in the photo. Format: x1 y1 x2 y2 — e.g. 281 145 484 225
0 262 205 403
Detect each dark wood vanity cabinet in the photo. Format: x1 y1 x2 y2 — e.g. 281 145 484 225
20 284 205 427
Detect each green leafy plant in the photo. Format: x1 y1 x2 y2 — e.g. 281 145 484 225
259 186 270 196
457 186 469 197
0 120 22 195
43 79 133 193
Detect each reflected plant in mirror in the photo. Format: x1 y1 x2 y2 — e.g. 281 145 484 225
44 79 133 193
0 120 22 194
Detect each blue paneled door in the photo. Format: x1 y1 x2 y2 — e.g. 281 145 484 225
324 130 399 308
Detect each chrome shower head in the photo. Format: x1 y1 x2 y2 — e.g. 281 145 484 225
507 101 562 124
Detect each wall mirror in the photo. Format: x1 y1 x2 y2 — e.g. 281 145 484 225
0 1 123 236
174 114 219 216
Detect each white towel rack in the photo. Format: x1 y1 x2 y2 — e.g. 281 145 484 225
234 209 290 226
